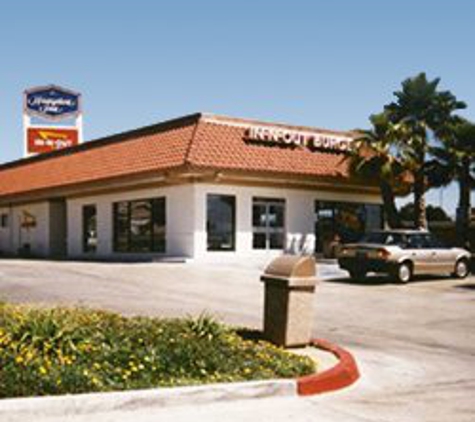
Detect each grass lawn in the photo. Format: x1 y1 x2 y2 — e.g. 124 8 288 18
0 303 316 398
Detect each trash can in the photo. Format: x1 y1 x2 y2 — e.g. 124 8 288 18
260 255 318 347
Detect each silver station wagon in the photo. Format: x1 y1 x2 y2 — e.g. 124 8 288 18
337 230 471 283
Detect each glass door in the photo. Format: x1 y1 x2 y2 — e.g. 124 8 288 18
252 198 285 250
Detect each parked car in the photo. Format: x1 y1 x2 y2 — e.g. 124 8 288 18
337 230 471 283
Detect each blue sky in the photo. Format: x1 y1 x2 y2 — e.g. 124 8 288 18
1 0 474 215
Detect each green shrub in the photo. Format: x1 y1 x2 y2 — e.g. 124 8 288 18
0 305 316 398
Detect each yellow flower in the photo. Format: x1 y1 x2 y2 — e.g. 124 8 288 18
39 366 47 375
15 356 24 364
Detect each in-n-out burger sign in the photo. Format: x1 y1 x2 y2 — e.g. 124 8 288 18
244 126 352 152
27 127 79 154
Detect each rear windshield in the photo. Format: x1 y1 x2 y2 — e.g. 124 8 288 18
360 232 406 246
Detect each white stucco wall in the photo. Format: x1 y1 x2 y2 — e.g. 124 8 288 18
0 182 381 262
0 207 12 253
67 184 195 259
0 202 51 257
192 183 382 262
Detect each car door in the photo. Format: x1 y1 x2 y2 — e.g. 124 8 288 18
406 234 433 275
426 234 454 274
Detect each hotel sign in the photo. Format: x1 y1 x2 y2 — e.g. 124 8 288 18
23 84 83 156
244 126 352 153
27 127 79 154
24 85 81 120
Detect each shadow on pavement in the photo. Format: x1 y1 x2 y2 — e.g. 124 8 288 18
325 274 454 286
454 283 475 291
324 276 393 286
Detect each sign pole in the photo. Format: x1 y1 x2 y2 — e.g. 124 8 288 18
23 114 31 158
76 113 83 145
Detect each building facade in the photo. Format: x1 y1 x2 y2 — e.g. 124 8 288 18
0 113 383 261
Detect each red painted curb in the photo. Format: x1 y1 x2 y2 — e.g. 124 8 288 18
297 338 360 396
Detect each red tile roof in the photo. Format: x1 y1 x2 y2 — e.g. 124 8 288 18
0 113 353 201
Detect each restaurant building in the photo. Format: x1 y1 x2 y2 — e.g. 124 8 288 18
0 113 383 261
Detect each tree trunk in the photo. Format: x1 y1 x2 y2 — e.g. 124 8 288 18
413 170 427 229
380 180 402 228
456 157 471 249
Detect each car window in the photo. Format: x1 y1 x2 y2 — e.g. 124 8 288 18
406 234 428 249
425 235 447 249
361 232 406 246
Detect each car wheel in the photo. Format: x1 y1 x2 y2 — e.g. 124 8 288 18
453 259 469 279
349 270 366 281
394 262 412 284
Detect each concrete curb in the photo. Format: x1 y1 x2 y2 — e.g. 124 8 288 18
0 339 359 419
0 380 296 419
297 338 360 395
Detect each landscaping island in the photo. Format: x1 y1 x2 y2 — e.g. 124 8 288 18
0 303 316 398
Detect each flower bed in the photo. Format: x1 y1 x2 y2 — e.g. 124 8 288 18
0 303 315 398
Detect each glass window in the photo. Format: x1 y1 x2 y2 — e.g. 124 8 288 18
406 233 432 249
252 232 267 249
315 201 383 256
207 195 236 251
114 202 129 252
130 200 152 252
0 213 8 228
113 197 166 253
152 198 166 252
365 204 384 232
252 198 285 250
82 205 97 253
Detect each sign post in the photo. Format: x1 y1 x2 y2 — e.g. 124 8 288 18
23 85 82 156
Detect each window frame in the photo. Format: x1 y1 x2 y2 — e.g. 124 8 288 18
314 200 384 253
252 197 286 250
113 197 166 253
206 194 236 252
82 204 97 253
0 213 8 228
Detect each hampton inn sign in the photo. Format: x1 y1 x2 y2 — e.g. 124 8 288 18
244 125 353 152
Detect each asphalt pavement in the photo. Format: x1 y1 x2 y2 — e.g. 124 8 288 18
0 259 474 422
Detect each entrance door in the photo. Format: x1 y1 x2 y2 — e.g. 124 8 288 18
49 199 67 258
252 198 286 250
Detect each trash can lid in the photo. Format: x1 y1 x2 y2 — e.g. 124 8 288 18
263 255 316 278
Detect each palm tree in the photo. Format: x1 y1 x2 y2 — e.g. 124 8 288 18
427 118 475 248
347 112 408 228
385 73 466 229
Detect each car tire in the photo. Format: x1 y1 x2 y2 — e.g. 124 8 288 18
394 262 412 284
453 259 469 279
349 270 366 281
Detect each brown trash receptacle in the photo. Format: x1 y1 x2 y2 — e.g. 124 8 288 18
260 255 318 347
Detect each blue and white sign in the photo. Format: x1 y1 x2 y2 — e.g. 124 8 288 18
24 85 81 120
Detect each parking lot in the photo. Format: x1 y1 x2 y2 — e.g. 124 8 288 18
1 259 474 421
